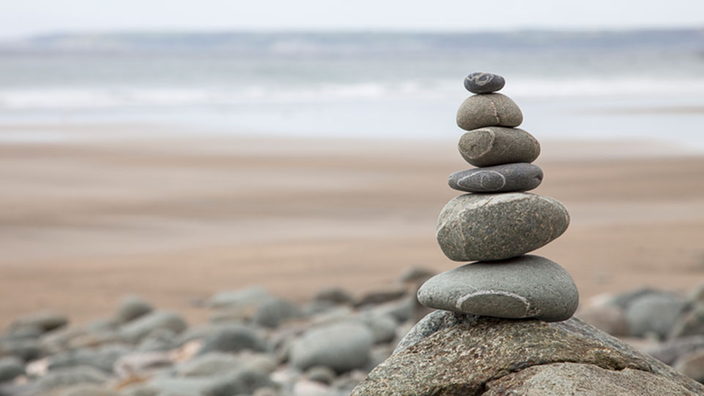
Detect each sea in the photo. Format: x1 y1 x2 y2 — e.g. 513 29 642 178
1 30 703 150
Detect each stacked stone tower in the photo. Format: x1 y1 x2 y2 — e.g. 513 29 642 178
417 72 579 322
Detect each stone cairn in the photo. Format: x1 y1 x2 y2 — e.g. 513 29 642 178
417 72 579 322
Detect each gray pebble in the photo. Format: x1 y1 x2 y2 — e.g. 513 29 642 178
417 255 579 322
307 365 336 385
436 193 570 261
448 163 543 193
464 72 506 94
197 325 268 355
253 297 303 329
290 322 373 373
458 126 540 167
120 311 187 343
625 293 685 339
0 357 24 383
115 296 153 324
456 93 523 131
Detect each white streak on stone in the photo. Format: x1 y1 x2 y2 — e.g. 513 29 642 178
455 289 531 315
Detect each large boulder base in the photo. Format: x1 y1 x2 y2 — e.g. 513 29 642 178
351 311 704 396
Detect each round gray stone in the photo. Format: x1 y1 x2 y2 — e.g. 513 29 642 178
448 163 543 193
417 255 579 322
458 126 541 167
252 297 303 329
464 72 506 94
0 356 25 382
197 325 267 355
456 93 523 131
120 311 187 343
115 296 153 324
625 293 685 339
436 193 570 261
307 365 336 385
290 322 373 373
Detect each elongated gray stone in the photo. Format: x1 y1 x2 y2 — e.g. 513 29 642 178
417 255 579 322
448 163 543 193
436 193 569 261
464 72 506 94
458 126 540 167
456 93 523 131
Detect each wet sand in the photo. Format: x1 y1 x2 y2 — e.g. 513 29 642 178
1 124 704 327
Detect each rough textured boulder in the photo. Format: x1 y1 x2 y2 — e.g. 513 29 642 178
351 311 704 396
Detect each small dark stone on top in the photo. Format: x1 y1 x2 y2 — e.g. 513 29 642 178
464 72 506 94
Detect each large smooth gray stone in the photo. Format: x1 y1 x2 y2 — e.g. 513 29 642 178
625 293 685 339
448 163 543 193
290 322 373 373
197 325 267 355
120 311 187 343
464 72 505 94
456 93 523 131
351 311 704 395
417 255 579 322
458 126 540 167
436 193 570 261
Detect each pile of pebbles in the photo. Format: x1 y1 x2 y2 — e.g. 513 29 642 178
417 72 579 322
0 270 434 396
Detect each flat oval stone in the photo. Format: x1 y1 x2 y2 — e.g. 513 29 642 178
456 93 523 131
448 163 543 193
464 72 505 94
417 255 579 322
458 126 540 167
436 193 569 261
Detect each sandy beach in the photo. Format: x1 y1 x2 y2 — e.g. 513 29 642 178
1 123 704 328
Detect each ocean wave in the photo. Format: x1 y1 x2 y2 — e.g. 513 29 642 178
1 78 704 111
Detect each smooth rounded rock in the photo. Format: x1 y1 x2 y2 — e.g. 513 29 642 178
197 325 267 355
448 163 543 193
436 193 570 261
120 311 187 343
675 350 704 383
625 293 685 339
290 323 373 373
252 297 303 329
458 126 540 167
0 357 25 382
456 93 523 131
464 72 506 94
417 255 579 322
115 296 153 324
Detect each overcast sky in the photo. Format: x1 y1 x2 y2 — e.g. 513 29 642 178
1 0 703 39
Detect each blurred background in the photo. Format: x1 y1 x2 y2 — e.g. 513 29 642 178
1 1 704 392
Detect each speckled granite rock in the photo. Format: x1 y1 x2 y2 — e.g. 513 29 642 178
456 93 523 131
436 193 570 261
458 126 540 167
417 255 578 322
464 72 505 94
351 311 704 396
448 163 543 193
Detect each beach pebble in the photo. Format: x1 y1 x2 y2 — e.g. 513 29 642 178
397 267 436 285
314 287 355 305
307 365 336 385
290 322 373 373
9 311 68 334
458 126 540 167
448 163 543 193
456 93 523 131
121 311 187 343
0 357 25 382
253 297 303 329
670 303 704 339
138 377 212 396
355 287 407 307
464 72 506 94
175 353 240 377
675 350 704 383
436 193 570 261
359 314 398 344
48 344 130 373
208 287 270 309
417 255 579 322
625 293 685 339
201 368 274 396
137 328 178 352
59 384 120 396
197 325 267 355
115 296 153 324
577 305 629 336
114 351 172 379
37 366 109 390
647 336 704 366
0 338 40 362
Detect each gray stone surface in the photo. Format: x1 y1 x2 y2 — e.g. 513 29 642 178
359 314 398 344
290 322 373 373
137 328 178 352
48 344 130 373
197 325 267 355
252 297 303 329
436 193 570 261
352 311 704 395
202 368 274 396
0 338 40 362
456 93 523 131
208 286 270 309
0 357 24 383
9 311 68 333
314 287 355 305
577 305 629 336
484 362 701 395
59 384 120 396
354 287 406 307
625 293 685 339
448 163 543 193
464 72 505 94
417 255 579 322
37 366 109 390
120 311 187 343
307 365 336 385
115 296 153 324
458 126 540 167
175 353 242 377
